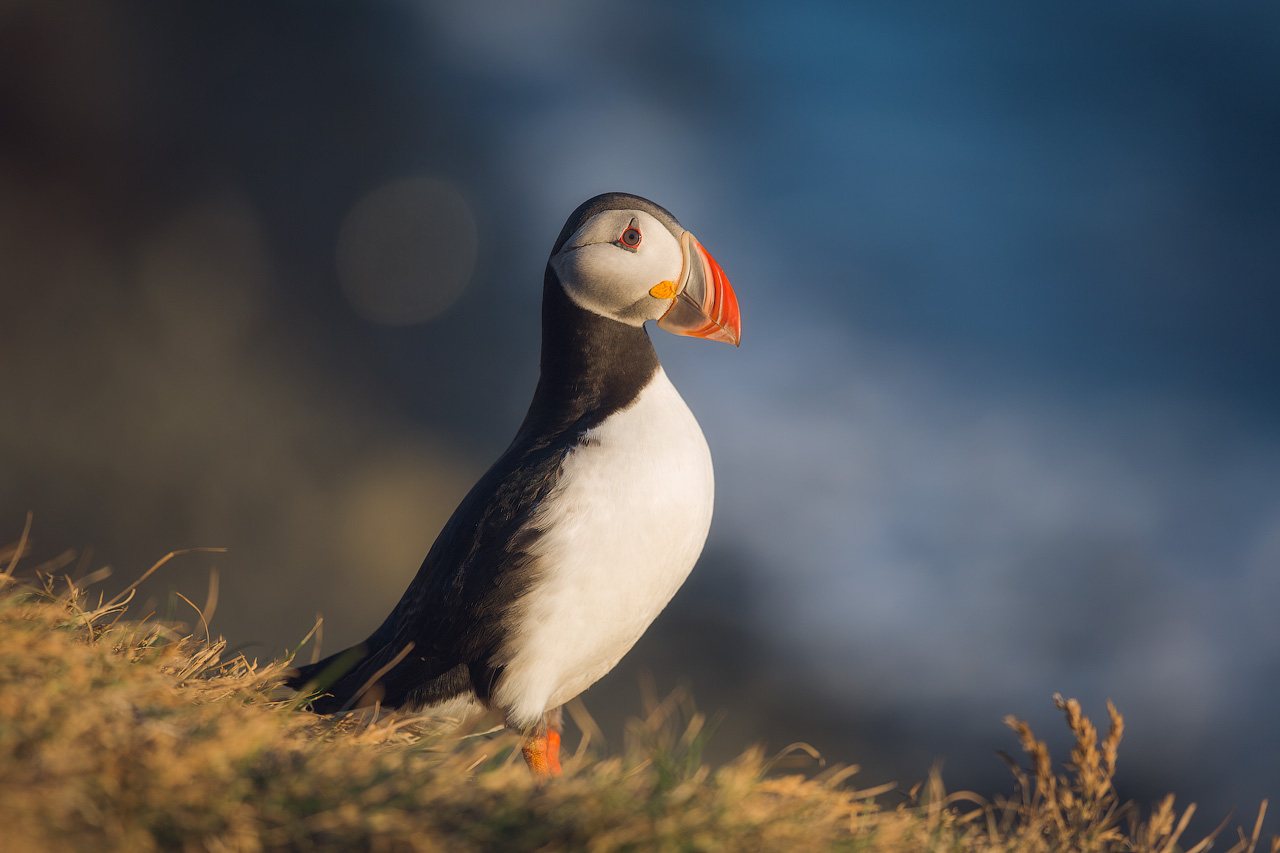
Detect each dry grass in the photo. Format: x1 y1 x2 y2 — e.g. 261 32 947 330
0 535 1275 852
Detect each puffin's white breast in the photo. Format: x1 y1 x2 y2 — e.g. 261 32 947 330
493 367 714 728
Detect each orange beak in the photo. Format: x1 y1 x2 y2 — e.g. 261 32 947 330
655 231 741 346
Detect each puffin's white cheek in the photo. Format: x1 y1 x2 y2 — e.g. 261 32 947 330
554 248 651 324
576 249 633 296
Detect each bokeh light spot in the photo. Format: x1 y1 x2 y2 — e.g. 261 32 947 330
336 176 477 325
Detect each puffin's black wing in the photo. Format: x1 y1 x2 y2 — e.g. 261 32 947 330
287 429 575 713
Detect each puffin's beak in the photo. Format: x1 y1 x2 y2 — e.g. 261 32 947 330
654 231 741 346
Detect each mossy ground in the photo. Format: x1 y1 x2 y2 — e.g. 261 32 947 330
0 536 1273 852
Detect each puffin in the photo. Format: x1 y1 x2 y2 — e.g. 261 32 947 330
287 192 740 776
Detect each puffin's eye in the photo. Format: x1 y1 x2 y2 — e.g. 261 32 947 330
619 226 642 249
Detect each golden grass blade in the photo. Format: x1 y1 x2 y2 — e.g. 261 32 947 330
1 511 34 583
1184 807 1233 853
1155 803 1197 853
814 762 862 787
847 779 899 800
765 741 824 774
173 589 212 646
565 697 606 764
32 548 76 576
202 567 220 630
80 566 113 586
69 546 94 582
283 616 325 667
310 612 323 664
104 547 228 609
1238 800 1269 853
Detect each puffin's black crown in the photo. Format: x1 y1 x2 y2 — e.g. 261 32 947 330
549 192 684 257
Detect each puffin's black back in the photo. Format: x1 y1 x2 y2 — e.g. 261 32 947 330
288 193 671 713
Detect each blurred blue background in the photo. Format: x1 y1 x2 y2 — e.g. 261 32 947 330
3 0 1277 835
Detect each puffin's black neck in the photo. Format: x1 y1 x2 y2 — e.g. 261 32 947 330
519 266 660 436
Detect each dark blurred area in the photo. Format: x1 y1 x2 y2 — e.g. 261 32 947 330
3 0 1277 837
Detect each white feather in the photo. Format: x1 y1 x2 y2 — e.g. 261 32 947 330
492 367 714 728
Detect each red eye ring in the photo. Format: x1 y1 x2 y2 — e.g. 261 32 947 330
619 226 642 248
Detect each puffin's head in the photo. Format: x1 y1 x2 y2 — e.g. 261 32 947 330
549 193 741 346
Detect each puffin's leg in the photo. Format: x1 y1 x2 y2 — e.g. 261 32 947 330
520 708 563 778
545 706 563 775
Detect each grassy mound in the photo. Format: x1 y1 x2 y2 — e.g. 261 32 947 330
0 542 1273 852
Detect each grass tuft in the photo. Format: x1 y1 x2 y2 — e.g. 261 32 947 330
0 539 1275 852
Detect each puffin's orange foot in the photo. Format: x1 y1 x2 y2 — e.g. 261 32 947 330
521 729 562 778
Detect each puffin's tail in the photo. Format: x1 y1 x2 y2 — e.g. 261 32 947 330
284 644 373 714
285 638 473 715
